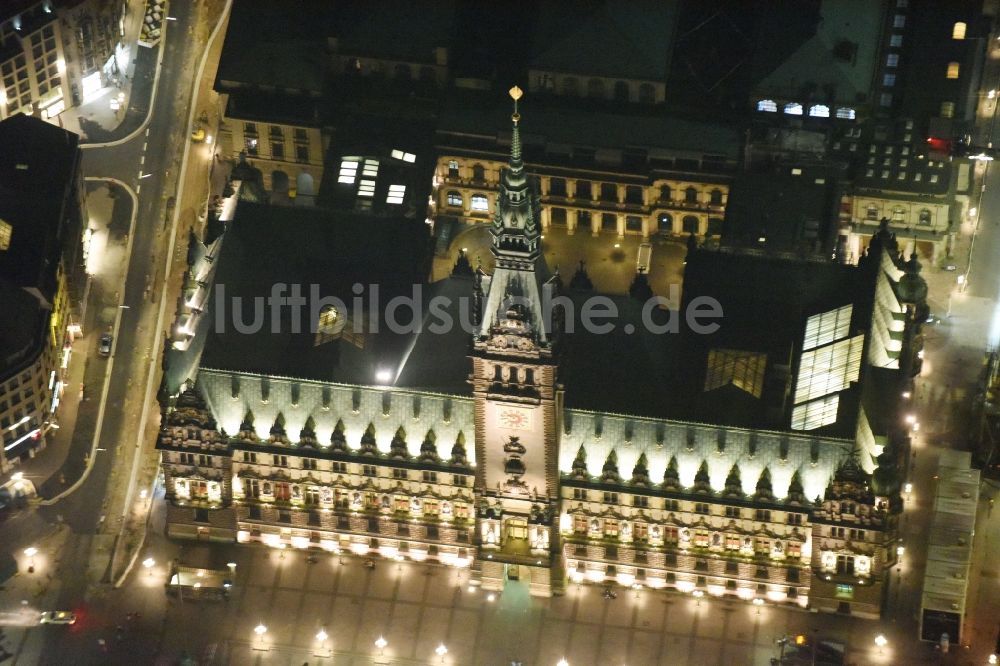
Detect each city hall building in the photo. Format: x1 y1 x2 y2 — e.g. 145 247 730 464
158 92 923 618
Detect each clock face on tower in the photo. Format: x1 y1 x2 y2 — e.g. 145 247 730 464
498 406 531 431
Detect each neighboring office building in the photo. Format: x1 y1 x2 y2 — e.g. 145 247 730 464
157 97 920 618
526 0 677 105
213 0 454 201
749 0 988 265
435 91 736 238
0 114 85 474
0 0 125 121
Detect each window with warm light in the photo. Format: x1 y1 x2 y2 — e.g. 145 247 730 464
471 194 488 211
952 21 966 39
0 219 11 250
946 62 960 79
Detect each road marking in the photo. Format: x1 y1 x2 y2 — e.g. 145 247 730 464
143 142 147 151
136 185 141 195
140 155 145 165
145 128 151 137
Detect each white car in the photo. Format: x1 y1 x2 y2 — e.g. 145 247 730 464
39 610 76 625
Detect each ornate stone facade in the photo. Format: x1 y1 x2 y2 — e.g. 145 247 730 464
158 93 921 618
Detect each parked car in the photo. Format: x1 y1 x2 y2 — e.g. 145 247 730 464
98 333 112 356
39 611 76 625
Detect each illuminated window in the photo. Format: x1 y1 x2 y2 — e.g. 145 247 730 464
802 305 852 351
390 149 416 163
952 22 966 40
704 349 767 397
835 107 856 120
386 184 405 204
808 104 829 118
892 14 905 28
757 99 777 112
886 53 899 68
358 180 376 198
338 158 359 184
941 101 955 118
362 159 379 177
946 62 960 79
791 394 840 430
447 160 459 178
795 335 864 404
446 191 462 207
471 194 488 211
784 102 803 116
0 219 10 250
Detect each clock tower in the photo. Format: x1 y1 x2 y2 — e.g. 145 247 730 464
470 87 564 596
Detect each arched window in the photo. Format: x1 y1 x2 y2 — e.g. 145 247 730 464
682 215 699 234
472 164 485 182
784 102 803 115
470 194 489 211
562 76 579 96
657 213 673 232
587 78 605 98
710 189 723 205
952 21 967 40
892 206 905 221
659 184 672 201
808 104 830 118
835 107 856 120
946 62 960 79
757 99 778 112
613 80 629 102
446 191 462 207
447 160 459 178
918 209 932 225
638 83 655 104
685 187 698 203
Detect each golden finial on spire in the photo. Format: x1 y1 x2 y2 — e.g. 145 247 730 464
509 85 523 124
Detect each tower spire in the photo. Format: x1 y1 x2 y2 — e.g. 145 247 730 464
509 85 524 178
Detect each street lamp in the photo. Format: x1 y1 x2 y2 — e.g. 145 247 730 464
316 629 328 642
24 547 37 573
557 659 569 666
254 623 267 648
375 635 387 656
874 634 887 654
143 557 155 575
435 643 448 663
752 597 764 616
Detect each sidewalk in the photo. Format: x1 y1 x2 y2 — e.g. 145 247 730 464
56 0 158 145
0 182 132 498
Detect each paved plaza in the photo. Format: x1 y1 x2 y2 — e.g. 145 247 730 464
434 224 687 298
115 542 917 666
